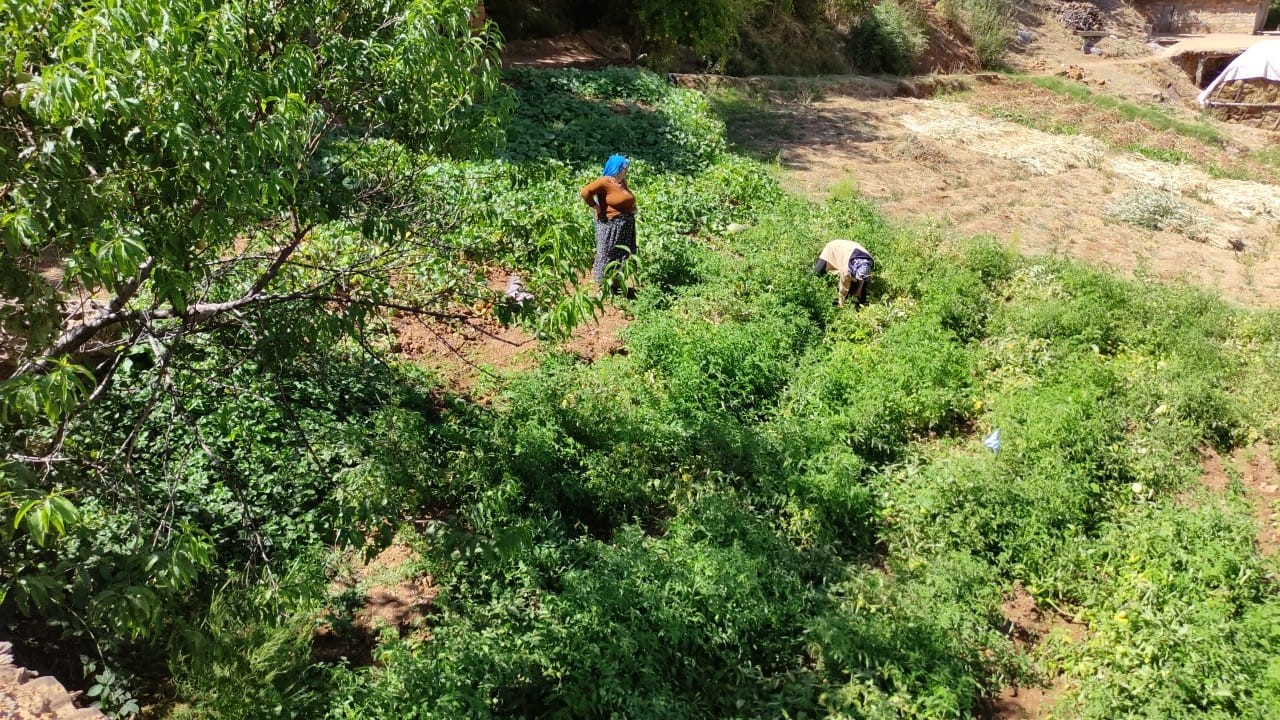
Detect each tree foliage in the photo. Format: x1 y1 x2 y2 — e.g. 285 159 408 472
3 8 1278 716
0 0 521 682
631 0 768 58
1 0 498 506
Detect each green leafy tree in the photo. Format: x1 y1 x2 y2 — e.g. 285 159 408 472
1 1 493 481
630 0 767 59
0 0 523 667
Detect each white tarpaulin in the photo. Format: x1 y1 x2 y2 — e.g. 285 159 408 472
1198 40 1280 107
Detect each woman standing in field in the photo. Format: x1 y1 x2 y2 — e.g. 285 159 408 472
580 154 637 289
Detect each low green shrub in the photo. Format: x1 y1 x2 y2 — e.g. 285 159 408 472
481 354 681 535
777 313 974 462
1126 144 1193 164
993 263 1137 355
1046 501 1277 718
167 562 330 720
331 515 817 719
811 552 1029 717
626 298 809 419
965 0 1016 69
780 446 877 553
636 232 707 290
502 68 726 173
846 0 928 75
881 355 1129 575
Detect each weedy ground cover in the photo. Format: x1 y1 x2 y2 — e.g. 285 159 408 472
965 78 1280 182
1021 76 1224 145
60 67 1280 718
1105 187 1210 241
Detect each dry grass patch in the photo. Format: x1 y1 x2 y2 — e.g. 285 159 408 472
967 81 1277 181
1105 188 1210 241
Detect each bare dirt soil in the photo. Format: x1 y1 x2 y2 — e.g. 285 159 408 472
393 303 631 393
349 543 438 635
1008 0 1165 91
394 313 537 391
316 543 440 665
502 32 627 69
1198 444 1280 555
732 79 1280 307
987 583 1087 720
917 10 982 74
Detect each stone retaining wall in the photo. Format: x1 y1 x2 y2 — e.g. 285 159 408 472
1135 0 1268 34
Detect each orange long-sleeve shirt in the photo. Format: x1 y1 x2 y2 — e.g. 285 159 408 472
579 176 636 221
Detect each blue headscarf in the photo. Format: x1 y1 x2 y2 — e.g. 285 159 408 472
602 154 630 178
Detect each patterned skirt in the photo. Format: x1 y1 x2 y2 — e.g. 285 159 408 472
592 213 637 282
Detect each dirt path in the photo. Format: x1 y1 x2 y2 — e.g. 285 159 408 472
502 32 626 69
734 85 1280 307
1007 0 1180 93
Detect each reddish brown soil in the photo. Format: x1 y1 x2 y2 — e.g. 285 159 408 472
1198 444 1280 555
1199 447 1233 493
502 32 626 69
315 543 438 665
989 583 1087 720
990 683 1061 720
320 543 438 652
560 304 630 361
917 12 980 74
393 303 630 394
1001 584 1085 648
352 544 438 632
394 314 536 390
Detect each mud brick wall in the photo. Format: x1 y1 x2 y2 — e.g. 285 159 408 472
1137 0 1269 34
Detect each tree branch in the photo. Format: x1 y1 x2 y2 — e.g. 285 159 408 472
14 222 318 375
19 257 156 373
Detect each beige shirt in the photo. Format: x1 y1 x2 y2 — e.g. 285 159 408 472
818 240 868 278
819 239 870 304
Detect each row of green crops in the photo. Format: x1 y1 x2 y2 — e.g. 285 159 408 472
308 70 1280 720
306 184 1280 718
13 65 1280 719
